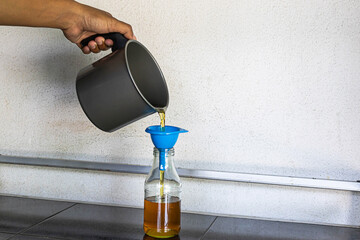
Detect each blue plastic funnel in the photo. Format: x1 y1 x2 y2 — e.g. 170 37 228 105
146 125 188 170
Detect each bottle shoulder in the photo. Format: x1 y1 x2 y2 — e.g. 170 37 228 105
145 169 181 184
145 180 181 198
146 158 181 181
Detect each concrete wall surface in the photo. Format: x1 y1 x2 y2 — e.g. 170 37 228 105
0 0 359 226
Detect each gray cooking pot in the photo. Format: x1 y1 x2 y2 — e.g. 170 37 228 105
76 33 169 132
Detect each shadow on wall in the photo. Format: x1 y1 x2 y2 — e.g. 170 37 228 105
0 148 145 164
36 33 99 107
350 192 360 228
186 149 360 182
0 30 121 160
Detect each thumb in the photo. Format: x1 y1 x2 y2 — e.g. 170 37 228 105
109 19 136 40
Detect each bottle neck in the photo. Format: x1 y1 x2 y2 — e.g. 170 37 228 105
145 147 181 199
153 147 175 171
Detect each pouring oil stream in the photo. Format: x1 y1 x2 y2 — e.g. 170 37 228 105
158 110 166 199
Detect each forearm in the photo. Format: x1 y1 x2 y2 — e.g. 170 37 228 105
0 0 135 53
0 0 81 29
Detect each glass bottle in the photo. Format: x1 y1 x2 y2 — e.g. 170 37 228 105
144 147 181 238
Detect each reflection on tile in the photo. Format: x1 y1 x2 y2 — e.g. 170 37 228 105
24 203 215 240
0 232 13 240
142 212 215 240
0 195 74 233
203 216 360 240
143 234 180 240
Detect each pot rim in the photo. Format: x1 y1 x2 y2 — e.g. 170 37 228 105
124 40 169 112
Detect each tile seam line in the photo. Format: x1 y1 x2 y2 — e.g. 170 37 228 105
12 234 69 240
5 203 78 240
200 216 218 240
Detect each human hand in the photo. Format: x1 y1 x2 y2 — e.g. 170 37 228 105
61 2 136 54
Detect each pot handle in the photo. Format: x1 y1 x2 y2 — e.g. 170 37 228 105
80 32 128 52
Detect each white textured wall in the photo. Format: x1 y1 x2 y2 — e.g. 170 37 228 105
0 0 360 226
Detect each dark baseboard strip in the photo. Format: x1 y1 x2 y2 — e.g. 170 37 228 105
0 155 359 192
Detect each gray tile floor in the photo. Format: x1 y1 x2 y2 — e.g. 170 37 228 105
0 195 359 240
0 195 74 233
0 233 13 240
202 216 360 240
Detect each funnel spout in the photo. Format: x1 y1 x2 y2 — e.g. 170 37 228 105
159 150 166 171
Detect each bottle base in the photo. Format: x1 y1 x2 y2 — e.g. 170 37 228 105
144 229 179 239
144 196 181 239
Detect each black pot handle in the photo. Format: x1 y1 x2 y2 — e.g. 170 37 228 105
80 32 128 52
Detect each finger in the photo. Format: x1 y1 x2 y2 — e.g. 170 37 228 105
82 46 91 54
88 40 97 50
76 43 90 54
95 36 109 51
88 40 100 53
104 39 113 47
91 45 100 53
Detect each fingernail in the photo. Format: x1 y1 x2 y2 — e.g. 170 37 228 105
90 44 96 49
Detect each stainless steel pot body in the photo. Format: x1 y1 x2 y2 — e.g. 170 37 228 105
76 35 169 132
